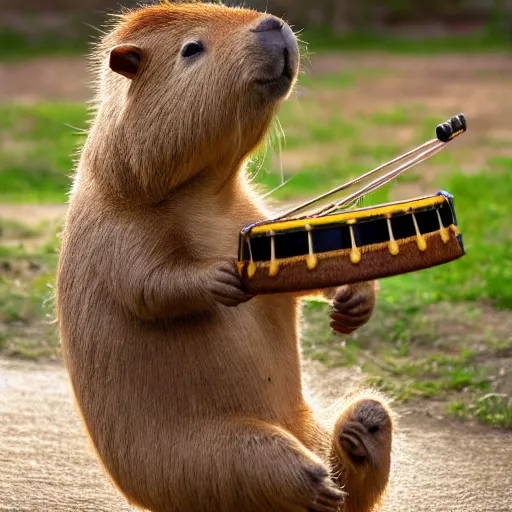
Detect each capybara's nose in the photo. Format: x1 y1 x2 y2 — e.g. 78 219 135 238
252 17 283 33
251 15 299 87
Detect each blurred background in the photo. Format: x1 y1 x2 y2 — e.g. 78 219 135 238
1 0 511 430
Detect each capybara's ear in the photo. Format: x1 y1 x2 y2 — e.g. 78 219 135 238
109 44 142 79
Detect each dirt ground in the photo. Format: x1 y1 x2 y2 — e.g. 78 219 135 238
1 53 512 510
0 57 90 103
1 357 512 512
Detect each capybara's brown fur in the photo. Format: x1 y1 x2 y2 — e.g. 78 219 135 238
56 2 393 511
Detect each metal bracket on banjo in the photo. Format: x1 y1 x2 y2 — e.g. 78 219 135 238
238 114 467 295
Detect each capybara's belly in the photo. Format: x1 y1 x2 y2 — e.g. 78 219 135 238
60 290 303 427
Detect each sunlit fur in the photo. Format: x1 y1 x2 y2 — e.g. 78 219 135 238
57 2 393 511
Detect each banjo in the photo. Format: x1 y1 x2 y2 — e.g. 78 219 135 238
238 114 466 295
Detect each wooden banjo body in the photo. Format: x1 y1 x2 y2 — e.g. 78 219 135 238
238 191 464 295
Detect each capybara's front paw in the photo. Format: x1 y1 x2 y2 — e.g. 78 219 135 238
330 281 377 335
336 398 392 469
207 260 254 307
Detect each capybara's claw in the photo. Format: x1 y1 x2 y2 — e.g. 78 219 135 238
308 484 344 512
208 260 254 307
308 474 344 512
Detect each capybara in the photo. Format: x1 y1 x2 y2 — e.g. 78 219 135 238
56 2 393 511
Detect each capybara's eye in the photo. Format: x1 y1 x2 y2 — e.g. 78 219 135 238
181 41 205 58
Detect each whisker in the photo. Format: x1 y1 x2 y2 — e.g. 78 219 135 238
83 22 108 35
274 116 286 185
247 141 268 184
261 177 295 200
64 123 89 134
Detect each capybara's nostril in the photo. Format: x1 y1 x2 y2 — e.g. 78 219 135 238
252 17 283 33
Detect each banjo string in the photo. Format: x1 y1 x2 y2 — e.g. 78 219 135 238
275 138 443 220
317 142 445 216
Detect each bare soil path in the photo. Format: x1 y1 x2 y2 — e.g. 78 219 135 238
0 57 90 103
1 357 511 512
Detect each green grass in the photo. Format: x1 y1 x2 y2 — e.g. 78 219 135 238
298 68 390 89
299 70 356 89
0 103 87 202
365 105 416 126
0 27 89 61
383 352 491 396
448 395 512 429
374 166 512 310
302 27 512 54
0 225 60 358
277 107 360 150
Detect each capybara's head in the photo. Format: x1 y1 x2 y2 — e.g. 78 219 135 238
88 1 300 199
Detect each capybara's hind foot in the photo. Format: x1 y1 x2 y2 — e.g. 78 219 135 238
338 398 392 466
331 395 393 512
